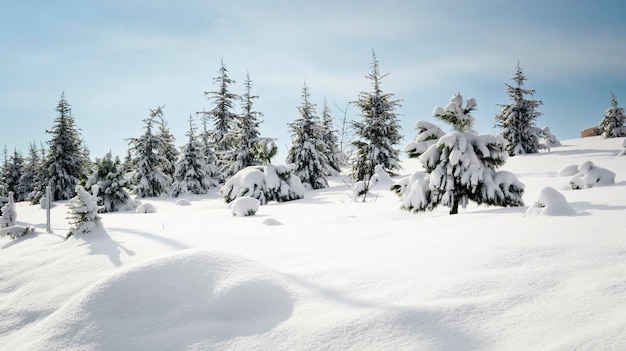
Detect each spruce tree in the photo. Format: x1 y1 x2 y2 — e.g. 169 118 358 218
156 113 178 180
66 185 102 239
202 59 239 168
39 93 89 201
18 143 41 202
4 150 24 201
86 152 133 212
321 99 344 175
598 93 626 138
127 106 172 198
494 63 543 156
395 93 524 215
171 115 219 197
221 72 263 178
351 51 402 182
286 83 329 189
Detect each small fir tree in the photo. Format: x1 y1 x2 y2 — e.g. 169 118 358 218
494 63 543 156
221 72 264 178
171 115 219 197
156 113 178 180
598 93 626 138
0 192 16 228
5 150 24 201
38 92 89 201
202 59 240 169
127 106 172 198
18 143 41 202
286 83 330 189
351 50 402 182
86 152 134 212
66 185 102 239
395 93 524 215
321 99 345 174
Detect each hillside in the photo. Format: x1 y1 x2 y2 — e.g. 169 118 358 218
1 136 625 350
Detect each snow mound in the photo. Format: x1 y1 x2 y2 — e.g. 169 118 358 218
557 164 580 177
0 225 35 240
230 196 260 217
369 164 394 188
569 161 616 189
175 199 191 206
525 187 576 217
135 202 156 213
8 250 293 351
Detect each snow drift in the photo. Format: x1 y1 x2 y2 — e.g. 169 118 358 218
7 250 293 351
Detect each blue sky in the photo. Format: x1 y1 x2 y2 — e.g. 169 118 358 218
2 0 625 162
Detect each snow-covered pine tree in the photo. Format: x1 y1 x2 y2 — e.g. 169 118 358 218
286 83 330 189
156 113 178 180
4 149 24 201
396 93 524 215
201 59 240 169
321 99 345 175
494 63 543 156
351 50 402 182
66 185 102 239
38 92 89 202
220 164 304 204
127 106 172 198
18 142 41 202
221 72 263 178
0 192 16 228
405 121 446 159
598 93 626 138
171 115 219 197
86 152 133 212
196 109 220 177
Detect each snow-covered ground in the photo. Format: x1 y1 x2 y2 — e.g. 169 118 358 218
1 136 625 350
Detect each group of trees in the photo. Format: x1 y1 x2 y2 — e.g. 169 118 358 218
1 53 624 218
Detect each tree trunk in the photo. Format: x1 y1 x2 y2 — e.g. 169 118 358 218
450 196 459 215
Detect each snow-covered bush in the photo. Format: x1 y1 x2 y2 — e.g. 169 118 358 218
540 126 561 148
0 225 35 240
66 185 102 239
405 121 445 159
136 202 156 214
220 165 304 205
229 196 260 217
557 165 580 177
396 93 525 215
0 192 17 228
569 161 616 189
525 187 576 217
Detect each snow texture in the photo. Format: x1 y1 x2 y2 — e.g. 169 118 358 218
5 250 293 351
135 202 156 213
569 161 616 189
525 186 576 216
230 196 260 217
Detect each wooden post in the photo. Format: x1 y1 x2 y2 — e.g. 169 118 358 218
46 186 52 233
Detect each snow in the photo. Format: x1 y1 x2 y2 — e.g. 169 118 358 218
135 202 156 213
525 187 576 217
230 196 260 217
1 136 626 350
569 161 616 189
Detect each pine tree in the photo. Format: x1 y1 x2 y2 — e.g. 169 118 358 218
86 152 133 212
598 93 626 138
18 143 41 202
286 83 329 189
156 113 178 179
66 185 102 239
494 63 543 156
395 93 524 215
196 109 220 176
39 93 89 201
127 106 172 198
171 115 219 197
221 72 263 178
202 59 239 167
321 99 344 174
351 50 403 182
4 150 24 201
